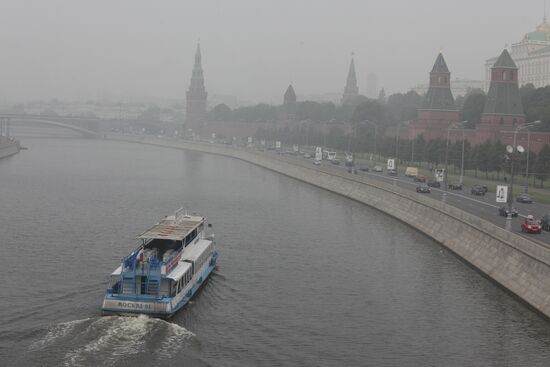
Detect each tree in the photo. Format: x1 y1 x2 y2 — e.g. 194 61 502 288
460 89 486 128
520 84 550 131
474 141 492 179
413 134 427 164
386 91 424 124
377 88 387 104
489 141 505 179
351 100 388 125
520 83 536 113
208 103 232 121
533 144 550 186
138 106 160 122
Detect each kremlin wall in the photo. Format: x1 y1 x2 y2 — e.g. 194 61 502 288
184 20 550 153
406 49 550 154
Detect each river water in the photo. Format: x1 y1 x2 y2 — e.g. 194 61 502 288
1 137 549 366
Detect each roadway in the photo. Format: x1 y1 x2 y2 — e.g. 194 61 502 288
268 149 550 246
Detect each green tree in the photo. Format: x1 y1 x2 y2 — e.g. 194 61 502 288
351 99 388 125
520 84 550 131
208 103 232 121
474 141 492 179
489 141 505 179
386 91 424 124
460 89 486 128
533 144 550 186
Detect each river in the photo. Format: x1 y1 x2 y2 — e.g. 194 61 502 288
1 137 549 366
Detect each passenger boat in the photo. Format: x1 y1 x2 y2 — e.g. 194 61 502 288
102 208 218 318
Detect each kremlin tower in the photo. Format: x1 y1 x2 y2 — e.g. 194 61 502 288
185 43 208 135
409 53 460 140
476 49 525 143
342 56 359 105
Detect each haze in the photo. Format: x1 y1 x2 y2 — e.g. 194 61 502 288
0 0 543 104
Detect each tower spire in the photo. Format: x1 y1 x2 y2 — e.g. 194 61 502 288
342 54 359 105
195 42 202 66
421 52 456 110
186 42 208 135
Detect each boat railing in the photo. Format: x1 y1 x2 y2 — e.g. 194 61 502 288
121 253 161 275
161 251 182 275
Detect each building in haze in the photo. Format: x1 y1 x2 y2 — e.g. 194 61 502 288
185 43 208 135
282 84 297 121
366 73 378 99
411 78 484 97
485 17 550 89
342 56 359 105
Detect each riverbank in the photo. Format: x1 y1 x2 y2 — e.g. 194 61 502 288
113 135 550 319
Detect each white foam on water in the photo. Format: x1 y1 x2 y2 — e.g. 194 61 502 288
29 318 91 351
156 321 195 359
62 315 194 366
63 315 150 366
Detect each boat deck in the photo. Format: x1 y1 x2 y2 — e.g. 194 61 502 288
138 214 203 241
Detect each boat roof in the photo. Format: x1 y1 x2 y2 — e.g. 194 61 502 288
137 213 204 241
166 261 192 281
181 239 211 262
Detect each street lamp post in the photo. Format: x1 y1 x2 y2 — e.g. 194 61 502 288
505 144 524 231
443 126 451 202
503 121 538 231
395 121 410 171
460 127 465 184
362 120 377 161
347 121 357 154
411 138 415 163
456 121 468 184
395 126 400 164
525 129 531 192
443 121 468 203
515 120 541 193
371 122 377 160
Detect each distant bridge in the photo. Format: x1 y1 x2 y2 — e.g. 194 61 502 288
0 113 103 138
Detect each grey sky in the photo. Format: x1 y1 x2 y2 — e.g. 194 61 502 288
0 0 545 104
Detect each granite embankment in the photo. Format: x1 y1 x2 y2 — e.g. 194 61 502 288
117 136 550 318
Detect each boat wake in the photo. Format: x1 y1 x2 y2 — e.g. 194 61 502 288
29 315 194 366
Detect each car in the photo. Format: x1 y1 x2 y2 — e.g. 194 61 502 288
471 185 486 196
448 183 463 190
359 166 370 172
387 169 398 176
498 206 518 217
521 215 542 234
427 180 441 188
313 160 321 166
373 165 383 172
516 194 533 204
330 159 341 165
347 167 357 174
416 184 431 193
414 175 426 182
303 153 312 159
540 214 550 231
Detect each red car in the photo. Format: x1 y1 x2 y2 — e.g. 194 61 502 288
521 215 542 234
